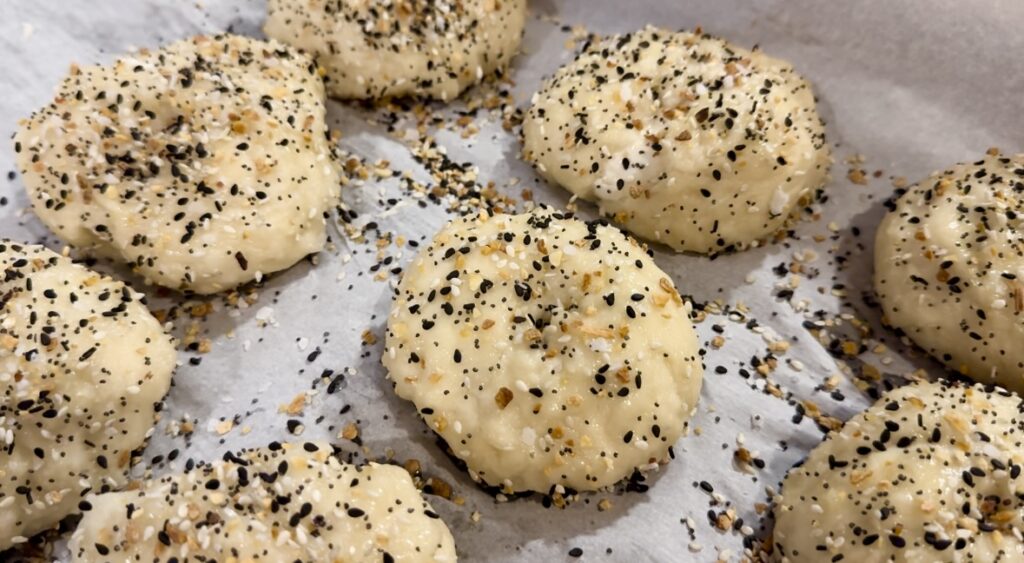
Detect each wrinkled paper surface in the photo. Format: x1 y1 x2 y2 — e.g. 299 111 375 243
1 0 1022 561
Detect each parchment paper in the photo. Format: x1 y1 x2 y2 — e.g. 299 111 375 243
1 1 1022 561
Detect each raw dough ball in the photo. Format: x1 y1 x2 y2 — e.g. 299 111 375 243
69 442 457 562
14 34 341 294
0 242 175 550
774 380 1024 562
383 207 703 493
523 27 831 254
875 154 1024 392
264 0 526 101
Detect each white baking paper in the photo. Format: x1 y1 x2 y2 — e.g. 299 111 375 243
1 0 1022 561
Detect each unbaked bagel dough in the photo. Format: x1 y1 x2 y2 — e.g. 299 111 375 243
383 207 703 493
875 154 1024 392
0 242 175 550
69 442 457 563
14 34 341 294
264 0 527 101
523 27 831 254
774 380 1024 562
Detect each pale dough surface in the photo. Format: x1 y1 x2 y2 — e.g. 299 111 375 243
264 0 526 101
0 242 175 550
14 34 341 294
875 154 1024 392
775 380 1024 562
523 27 831 254
383 207 703 493
69 442 457 563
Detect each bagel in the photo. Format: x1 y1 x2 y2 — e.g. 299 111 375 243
0 241 175 550
264 0 527 101
383 207 703 493
14 34 341 294
523 26 831 254
69 442 457 562
775 380 1024 561
875 153 1024 392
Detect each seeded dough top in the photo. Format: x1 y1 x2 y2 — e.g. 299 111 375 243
775 380 1024 561
264 0 527 101
523 26 831 254
14 34 341 294
69 442 457 562
875 154 1024 392
0 242 175 550
383 207 703 493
